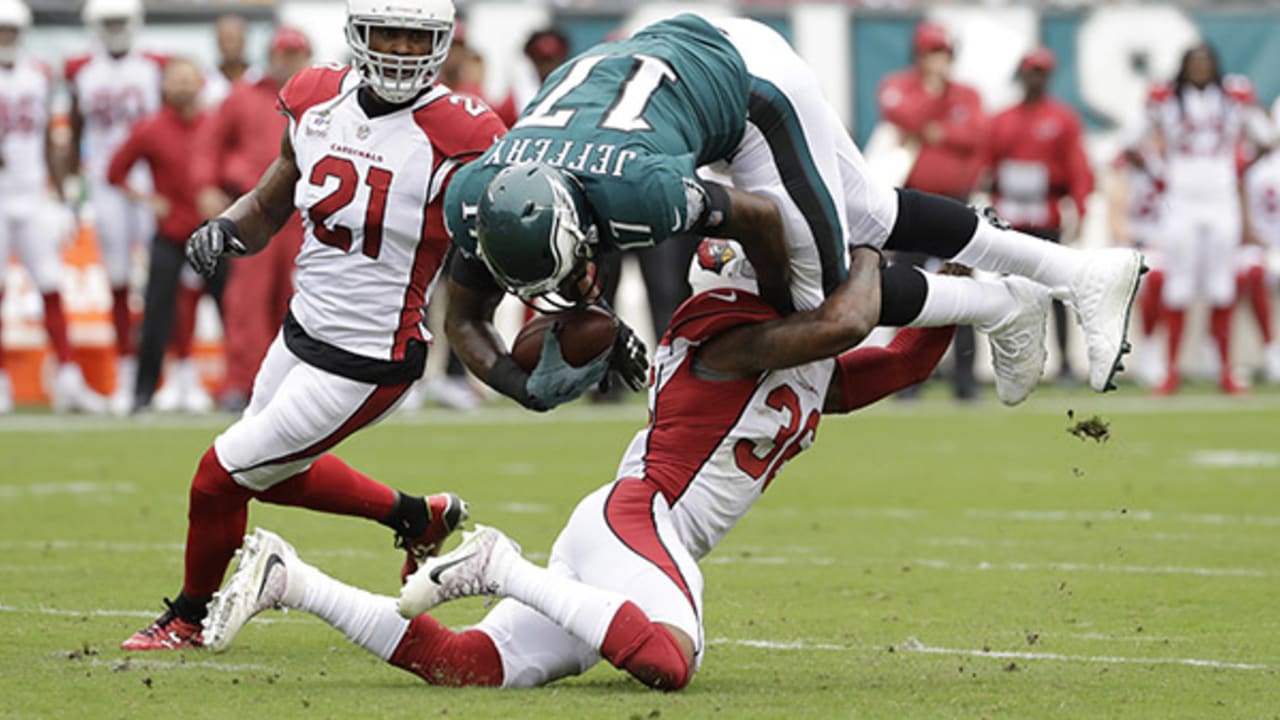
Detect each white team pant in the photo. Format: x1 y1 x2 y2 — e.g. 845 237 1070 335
474 478 705 688
717 18 899 311
0 195 67 292
213 333 410 491
1160 199 1240 309
89 178 154 287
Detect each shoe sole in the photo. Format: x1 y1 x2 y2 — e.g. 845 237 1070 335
204 529 284 651
1098 258 1147 393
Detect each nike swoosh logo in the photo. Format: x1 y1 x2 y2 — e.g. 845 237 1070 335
257 554 284 600
708 291 737 303
428 552 476 585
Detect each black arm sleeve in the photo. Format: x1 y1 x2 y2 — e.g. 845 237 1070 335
884 188 979 258
447 247 502 293
691 179 733 235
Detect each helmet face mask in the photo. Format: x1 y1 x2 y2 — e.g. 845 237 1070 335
477 163 600 306
82 0 142 55
346 0 454 104
0 0 29 64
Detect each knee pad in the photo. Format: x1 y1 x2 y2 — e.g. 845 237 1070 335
602 602 693 691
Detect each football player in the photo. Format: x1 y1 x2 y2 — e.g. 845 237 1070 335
62 0 165 414
442 14 1145 413
0 0 106 413
203 240 958 691
1127 44 1277 394
121 0 499 650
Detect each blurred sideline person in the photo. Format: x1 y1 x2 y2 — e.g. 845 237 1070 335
877 21 986 400
1128 44 1276 395
493 27 570 128
61 0 165 414
120 0 499 650
194 26 312 412
1106 144 1167 388
107 57 221 413
0 0 106 413
442 14 1145 416
203 242 957 691
983 48 1094 384
201 14 252 108
1241 145 1280 382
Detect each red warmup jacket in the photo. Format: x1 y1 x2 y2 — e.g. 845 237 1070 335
107 105 207 241
984 96 1094 233
878 68 986 197
192 75 287 196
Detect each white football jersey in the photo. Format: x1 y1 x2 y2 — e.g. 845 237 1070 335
281 65 505 361
1246 153 1280 248
616 291 834 560
1144 77 1274 204
65 50 164 181
0 58 51 197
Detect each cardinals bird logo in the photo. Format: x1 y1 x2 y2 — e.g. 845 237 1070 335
697 238 737 274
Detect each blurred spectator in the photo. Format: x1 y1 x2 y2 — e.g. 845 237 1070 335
494 27 570 127
201 14 252 108
192 26 311 413
441 19 486 100
0 0 106 414
877 21 986 400
1106 144 1167 387
107 57 220 413
62 0 165 414
1241 148 1280 382
983 47 1093 384
1128 44 1276 394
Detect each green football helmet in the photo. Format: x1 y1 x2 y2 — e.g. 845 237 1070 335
476 163 598 301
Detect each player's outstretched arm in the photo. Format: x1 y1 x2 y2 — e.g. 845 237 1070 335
187 129 299 278
219 129 301 253
708 184 794 315
695 246 882 377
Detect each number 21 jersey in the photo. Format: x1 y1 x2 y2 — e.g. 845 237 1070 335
279 66 505 362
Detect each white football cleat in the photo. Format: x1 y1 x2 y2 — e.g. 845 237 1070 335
1265 343 1280 384
152 377 182 412
1065 248 1145 392
203 527 303 651
51 363 108 414
398 524 520 619
110 356 137 416
177 360 214 413
981 276 1050 406
0 371 13 414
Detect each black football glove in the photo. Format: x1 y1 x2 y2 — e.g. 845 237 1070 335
186 218 247 279
599 318 648 393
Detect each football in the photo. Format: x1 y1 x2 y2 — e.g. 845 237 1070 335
510 307 618 372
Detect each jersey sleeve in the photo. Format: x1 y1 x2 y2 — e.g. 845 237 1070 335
63 55 91 85
442 159 494 259
581 151 704 250
106 121 147 188
663 290 779 347
277 64 351 131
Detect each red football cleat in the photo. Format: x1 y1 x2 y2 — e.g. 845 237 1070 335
1220 373 1247 395
1153 371 1180 397
398 493 469 583
121 601 203 651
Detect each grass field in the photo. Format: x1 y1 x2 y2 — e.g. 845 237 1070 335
2 386 1279 719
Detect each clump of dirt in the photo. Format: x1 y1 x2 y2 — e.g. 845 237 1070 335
1066 410 1110 443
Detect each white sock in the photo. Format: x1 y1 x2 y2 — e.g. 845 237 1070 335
908 273 1019 330
287 562 409 661
951 221 1085 289
501 556 628 650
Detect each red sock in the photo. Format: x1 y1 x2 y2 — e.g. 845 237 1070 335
174 286 201 359
1210 305 1234 374
1239 266 1273 344
600 601 692 691
388 614 504 686
41 293 74 364
111 286 132 357
256 454 397 520
183 447 253 599
1140 271 1165 337
1164 307 1186 371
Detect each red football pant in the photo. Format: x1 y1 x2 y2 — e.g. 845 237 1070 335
222 219 302 398
182 446 396 600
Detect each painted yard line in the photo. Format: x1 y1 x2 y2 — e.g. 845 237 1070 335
705 555 834 566
708 637 1270 671
0 481 136 499
74 657 274 673
0 603 304 625
910 558 1270 578
895 638 1270 671
756 505 1280 528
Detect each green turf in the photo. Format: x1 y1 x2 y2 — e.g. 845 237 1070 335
2 387 1279 719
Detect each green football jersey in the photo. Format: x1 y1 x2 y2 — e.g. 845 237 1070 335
445 13 750 257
